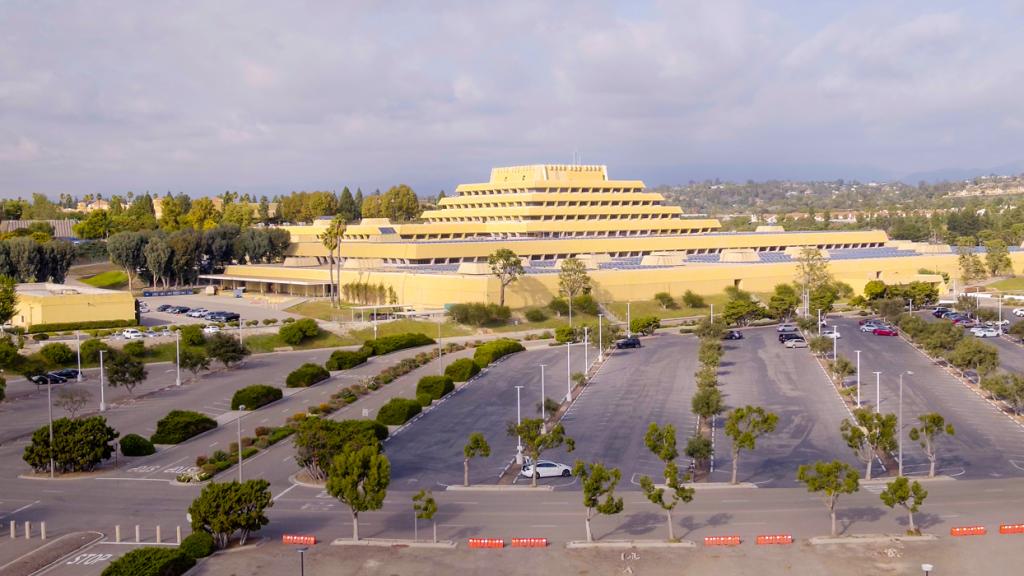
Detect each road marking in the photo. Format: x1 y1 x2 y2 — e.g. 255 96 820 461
721 499 749 503
209 442 219 447
0 500 39 519
529 524 558 528
273 483 299 502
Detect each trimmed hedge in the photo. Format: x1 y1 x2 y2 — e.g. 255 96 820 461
120 433 156 456
279 318 320 345
39 342 75 365
286 363 330 388
79 339 110 363
416 375 454 401
150 410 217 444
231 385 282 410
100 547 194 576
524 308 547 322
325 349 370 371
179 531 215 559
360 333 435 357
473 338 525 368
29 319 137 334
376 397 422 425
444 357 480 382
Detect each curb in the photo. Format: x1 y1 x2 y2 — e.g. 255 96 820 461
809 533 938 545
566 540 696 549
859 475 955 485
685 482 758 490
288 472 325 489
331 538 456 548
446 484 554 492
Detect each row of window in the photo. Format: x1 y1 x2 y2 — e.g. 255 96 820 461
426 213 679 223
438 199 659 209
457 186 644 196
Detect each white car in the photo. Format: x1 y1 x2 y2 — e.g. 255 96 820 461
1014 308 1024 317
822 330 841 339
860 322 883 333
121 328 144 340
520 460 572 479
187 308 209 318
202 325 221 335
971 327 1000 338
777 324 797 332
784 338 808 348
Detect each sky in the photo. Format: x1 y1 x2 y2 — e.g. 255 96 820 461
2 0 1024 199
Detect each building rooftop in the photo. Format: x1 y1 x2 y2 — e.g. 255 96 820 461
16 283 121 297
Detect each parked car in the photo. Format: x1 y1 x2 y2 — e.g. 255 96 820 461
171 306 191 315
520 460 572 479
207 312 240 322
1014 308 1024 317
138 302 150 313
779 332 804 344
784 337 808 348
156 304 173 312
121 328 144 340
985 320 1010 328
858 317 880 325
187 308 209 318
872 326 899 336
203 325 221 335
822 329 841 339
615 337 641 349
860 321 883 332
932 307 951 318
777 324 797 333
971 327 1000 338
52 368 84 380
723 330 744 340
29 374 66 386
940 311 959 320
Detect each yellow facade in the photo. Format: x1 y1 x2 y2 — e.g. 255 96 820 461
14 283 137 329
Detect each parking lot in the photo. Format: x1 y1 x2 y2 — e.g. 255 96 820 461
833 316 1024 480
138 293 301 327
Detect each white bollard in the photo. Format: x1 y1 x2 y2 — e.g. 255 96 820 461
176 526 181 545
24 521 30 539
9 521 14 539
155 525 161 544
135 525 140 543
115 525 121 543
40 522 46 540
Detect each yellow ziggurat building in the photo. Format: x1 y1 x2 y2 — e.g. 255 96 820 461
204 165 1024 307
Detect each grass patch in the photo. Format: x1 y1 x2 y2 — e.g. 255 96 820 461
243 330 351 354
990 277 1024 292
81 270 129 290
284 300 352 321
606 293 731 320
341 319 470 343
489 311 599 332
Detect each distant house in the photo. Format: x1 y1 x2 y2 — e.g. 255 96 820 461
0 219 79 239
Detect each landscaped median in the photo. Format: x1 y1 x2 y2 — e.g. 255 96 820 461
178 426 295 483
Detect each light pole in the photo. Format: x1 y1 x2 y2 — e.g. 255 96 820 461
238 315 243 345
873 371 881 414
565 340 572 402
597 314 604 362
539 364 547 433
373 307 378 340
710 303 714 324
237 406 246 482
436 320 442 375
75 331 82 382
514 386 523 463
626 301 632 337
817 309 822 336
855 350 861 407
583 327 589 373
47 378 54 478
99 350 107 412
899 371 913 477
297 547 307 576
175 330 181 387
921 563 933 576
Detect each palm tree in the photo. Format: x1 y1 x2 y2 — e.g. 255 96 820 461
318 217 345 307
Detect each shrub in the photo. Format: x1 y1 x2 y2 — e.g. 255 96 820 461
22 416 117 473
572 294 599 315
282 317 296 323
524 308 547 322
325 349 370 370
122 340 146 358
444 357 480 382
416 375 454 401
0 377 5 402
39 342 75 366
682 290 706 308
555 326 576 344
279 318 320 345
286 363 330 388
120 433 156 456
231 385 283 410
630 315 661 336
416 391 433 406
32 333 49 341
473 338 525 368
180 531 215 559
245 319 259 327
100 547 194 576
262 318 278 325
179 325 205 346
548 297 569 315
360 333 435 356
267 426 295 444
654 292 678 309
448 302 512 326
150 410 217 444
27 319 136 334
376 397 422 425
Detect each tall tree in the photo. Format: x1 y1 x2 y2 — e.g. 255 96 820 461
908 413 955 478
43 240 76 283
326 445 390 542
205 332 250 369
640 423 693 541
795 247 833 296
797 460 860 538
558 257 591 327
691 386 723 435
879 476 928 534
840 408 897 481
412 489 438 543
984 239 1012 276
105 351 147 395
487 249 524 307
463 432 490 487
724 406 779 485
353 188 364 219
168 229 203 285
506 419 575 487
106 232 147 291
768 283 800 320
188 480 273 548
144 234 173 288
338 187 357 222
159 192 183 231
0 276 17 326
573 460 624 543
956 237 985 282
185 197 220 230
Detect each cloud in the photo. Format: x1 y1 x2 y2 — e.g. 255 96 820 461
0 0 1022 197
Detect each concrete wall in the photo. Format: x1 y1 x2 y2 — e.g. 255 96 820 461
14 290 136 328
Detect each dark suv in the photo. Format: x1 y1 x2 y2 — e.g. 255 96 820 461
207 311 240 322
615 337 641 349
779 332 804 344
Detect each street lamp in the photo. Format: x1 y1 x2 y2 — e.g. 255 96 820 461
99 350 107 412
921 563 933 576
626 301 632 337
583 327 589 372
855 350 861 407
514 386 523 464
817 309 822 336
436 320 442 375
710 303 714 324
597 314 604 362
873 371 881 414
565 340 572 402
47 377 54 478
899 371 913 477
297 547 308 576
539 364 547 433
237 405 246 482
238 315 243 345
75 331 82 382
175 330 181 387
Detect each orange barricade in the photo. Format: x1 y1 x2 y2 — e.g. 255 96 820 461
282 534 316 545
510 538 548 548
468 538 505 549
703 535 741 546
755 534 793 545
950 526 987 537
999 524 1024 534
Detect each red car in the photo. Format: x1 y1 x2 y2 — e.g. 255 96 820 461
873 327 899 336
